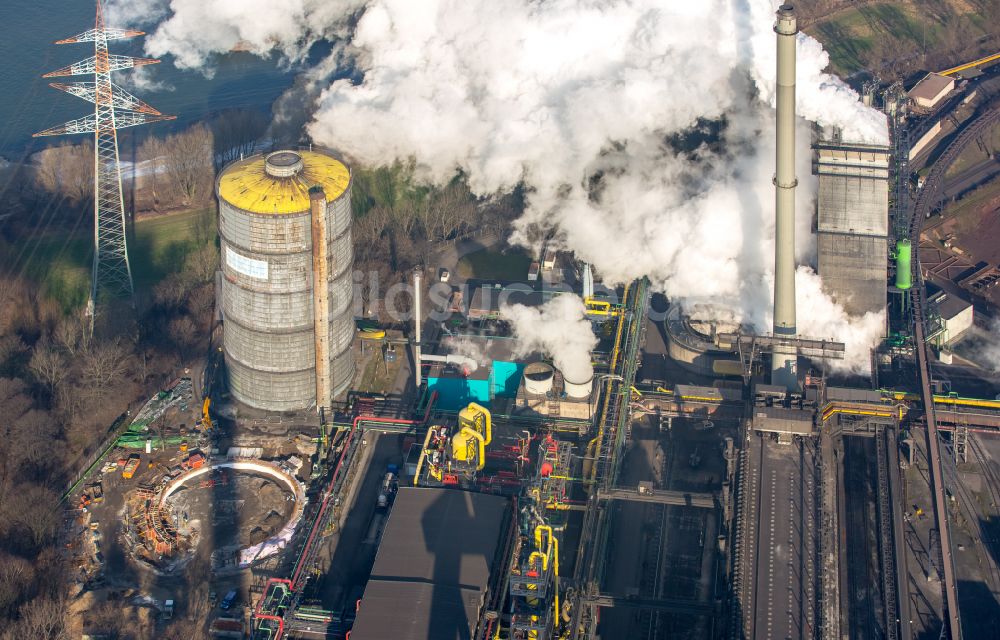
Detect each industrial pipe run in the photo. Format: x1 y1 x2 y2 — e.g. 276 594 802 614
771 3 799 389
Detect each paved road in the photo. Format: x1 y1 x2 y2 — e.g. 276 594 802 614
315 433 405 612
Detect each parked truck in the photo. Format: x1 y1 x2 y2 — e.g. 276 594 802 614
376 466 398 509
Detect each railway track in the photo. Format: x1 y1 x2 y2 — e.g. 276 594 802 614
901 93 999 640
966 436 1000 589
843 437 881 639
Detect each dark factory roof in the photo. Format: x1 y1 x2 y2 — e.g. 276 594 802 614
752 406 815 434
350 487 510 640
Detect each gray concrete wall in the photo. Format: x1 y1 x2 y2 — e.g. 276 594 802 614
815 143 891 318
227 358 315 411
816 233 888 317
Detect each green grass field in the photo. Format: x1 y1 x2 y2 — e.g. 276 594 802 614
15 207 215 311
806 1 991 77
456 248 532 281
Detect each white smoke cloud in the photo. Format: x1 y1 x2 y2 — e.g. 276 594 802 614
107 0 364 71
442 336 487 373
134 0 890 373
983 322 1000 372
960 318 1000 373
503 295 598 384
792 268 885 373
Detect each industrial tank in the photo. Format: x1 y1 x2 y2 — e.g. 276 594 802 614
217 150 355 411
563 372 593 400
523 362 555 395
894 239 912 290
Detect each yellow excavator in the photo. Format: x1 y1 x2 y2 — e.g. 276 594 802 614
201 396 212 431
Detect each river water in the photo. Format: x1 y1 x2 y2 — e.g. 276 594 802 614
0 1 297 160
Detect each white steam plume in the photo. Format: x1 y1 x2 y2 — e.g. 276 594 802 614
106 0 364 71
503 295 598 384
983 320 1000 372
443 336 488 373
136 0 890 372
961 318 1000 373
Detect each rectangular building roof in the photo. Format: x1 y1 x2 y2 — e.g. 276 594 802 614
353 581 482 640
752 406 815 434
908 72 955 107
931 292 972 321
351 487 510 640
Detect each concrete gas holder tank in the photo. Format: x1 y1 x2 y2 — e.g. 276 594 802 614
523 362 555 396
563 372 593 400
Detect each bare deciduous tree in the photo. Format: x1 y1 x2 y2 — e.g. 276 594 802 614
80 339 132 391
6 484 59 549
0 335 26 374
35 141 93 205
209 108 269 169
137 135 167 211
168 315 199 360
183 244 219 285
2 595 71 640
28 343 67 396
161 124 214 206
53 316 91 357
0 553 34 619
153 273 193 312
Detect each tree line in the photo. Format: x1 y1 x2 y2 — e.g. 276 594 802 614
350 161 522 319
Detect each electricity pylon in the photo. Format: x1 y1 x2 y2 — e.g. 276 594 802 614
34 0 174 320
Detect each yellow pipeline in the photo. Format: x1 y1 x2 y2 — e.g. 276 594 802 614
887 390 1000 410
584 297 622 317
934 395 1000 410
821 405 895 422
535 525 560 629
528 551 548 572
939 52 1000 76
588 284 631 482
413 426 438 486
679 394 723 404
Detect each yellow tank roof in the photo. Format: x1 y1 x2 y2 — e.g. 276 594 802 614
217 150 351 215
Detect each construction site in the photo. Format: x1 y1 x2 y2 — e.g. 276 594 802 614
51 4 1000 640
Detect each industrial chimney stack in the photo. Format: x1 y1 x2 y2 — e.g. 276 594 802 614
413 267 423 390
771 4 799 389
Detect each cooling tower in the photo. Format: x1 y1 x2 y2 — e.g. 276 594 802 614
217 150 355 411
